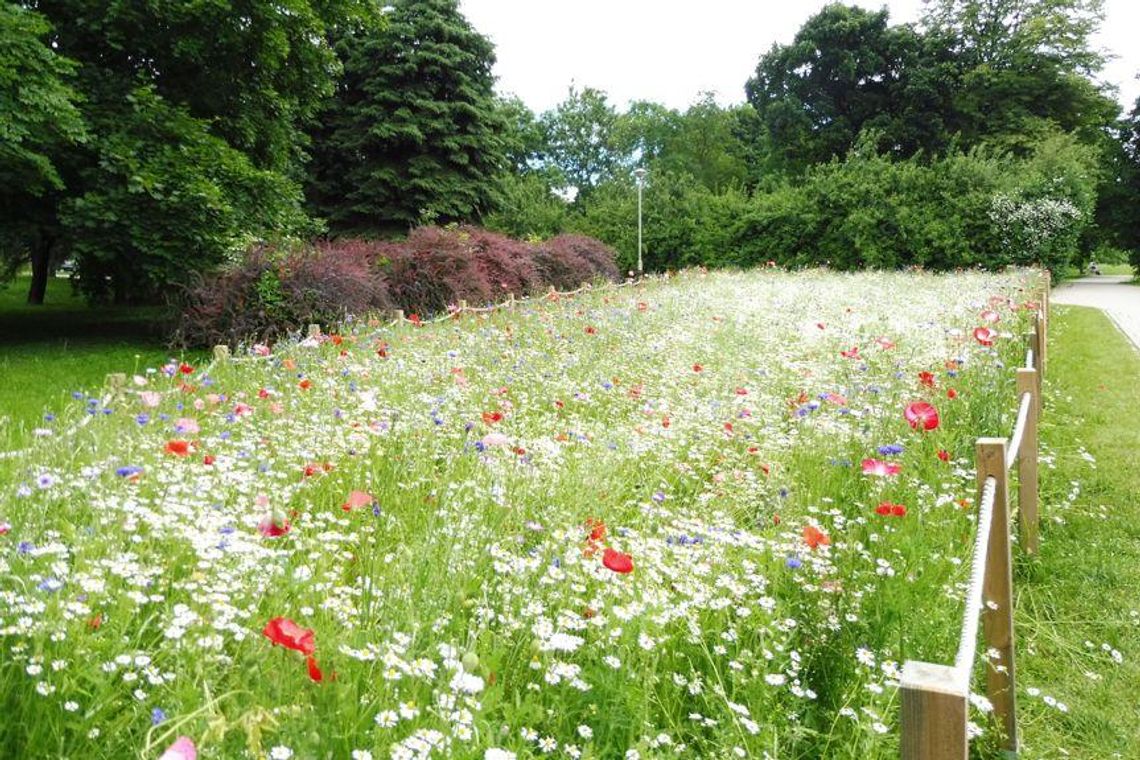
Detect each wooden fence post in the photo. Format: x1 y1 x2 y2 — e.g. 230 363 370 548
307 324 321 339
392 309 404 322
1027 328 1042 414
213 345 230 362
976 438 1018 752
900 661 969 760
1016 369 1039 555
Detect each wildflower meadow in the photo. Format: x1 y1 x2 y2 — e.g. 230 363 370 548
0 269 1045 759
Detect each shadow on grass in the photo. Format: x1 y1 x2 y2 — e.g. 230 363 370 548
0 276 189 449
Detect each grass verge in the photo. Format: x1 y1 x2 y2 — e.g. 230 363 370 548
0 276 190 451
1015 305 1140 758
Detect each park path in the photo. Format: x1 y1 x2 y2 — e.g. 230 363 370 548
1051 275 1140 352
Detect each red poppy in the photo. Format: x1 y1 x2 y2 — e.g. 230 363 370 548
862 458 902 477
258 388 270 399
602 547 634 574
87 612 103 630
330 334 343 346
636 302 648 311
178 363 195 375
262 617 315 655
299 379 312 390
342 490 374 512
937 449 950 462
973 327 996 346
918 371 936 388
947 388 958 400
585 326 597 335
408 314 422 326
891 503 907 517
735 387 748 396
482 411 503 425
875 503 893 516
817 322 826 330
377 343 389 358
203 455 216 466
234 403 254 417
165 440 192 457
904 401 940 431
692 363 703 373
661 416 670 428
554 399 564 409
306 655 324 682
803 525 830 550
840 346 860 359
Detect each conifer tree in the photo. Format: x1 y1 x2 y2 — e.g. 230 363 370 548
308 0 505 234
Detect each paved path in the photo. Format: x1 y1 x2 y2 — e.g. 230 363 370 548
1052 276 1140 351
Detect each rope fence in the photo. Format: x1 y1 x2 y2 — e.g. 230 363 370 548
901 286 1048 759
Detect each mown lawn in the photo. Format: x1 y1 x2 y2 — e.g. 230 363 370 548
0 276 190 451
1015 305 1140 758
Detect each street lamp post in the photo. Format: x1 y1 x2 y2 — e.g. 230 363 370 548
633 167 646 276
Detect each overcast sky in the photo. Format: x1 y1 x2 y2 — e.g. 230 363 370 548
459 0 1139 116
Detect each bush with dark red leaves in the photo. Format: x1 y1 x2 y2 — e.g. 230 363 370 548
175 242 390 348
175 227 618 347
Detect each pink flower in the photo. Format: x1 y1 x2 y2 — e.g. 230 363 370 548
341 490 375 512
139 392 162 408
904 401 941 431
980 309 1001 323
862 458 901 477
174 418 199 434
973 326 996 346
158 736 196 760
481 432 510 448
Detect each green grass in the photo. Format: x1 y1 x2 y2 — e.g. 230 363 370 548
0 276 192 451
1015 305 1140 758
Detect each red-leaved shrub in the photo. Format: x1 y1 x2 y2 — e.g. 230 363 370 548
176 227 619 347
175 243 390 347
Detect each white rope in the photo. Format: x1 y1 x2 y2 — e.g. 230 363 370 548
954 475 998 679
1004 392 1033 470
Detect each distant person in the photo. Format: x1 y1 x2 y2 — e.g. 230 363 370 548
1088 261 1101 275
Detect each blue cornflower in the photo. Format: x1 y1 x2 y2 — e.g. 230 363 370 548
115 465 143 477
877 443 905 456
17 541 33 555
151 708 166 725
136 414 149 425
786 556 802 569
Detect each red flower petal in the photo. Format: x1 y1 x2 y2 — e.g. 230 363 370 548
164 440 191 457
602 547 634 574
973 327 996 346
306 655 324 682
262 617 316 656
803 525 830 550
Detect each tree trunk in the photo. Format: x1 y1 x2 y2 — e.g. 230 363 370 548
26 235 52 305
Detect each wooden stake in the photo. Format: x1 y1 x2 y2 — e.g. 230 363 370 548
1016 369 1039 555
213 345 230 362
900 661 968 760
392 309 404 322
307 324 321 339
976 438 1018 752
